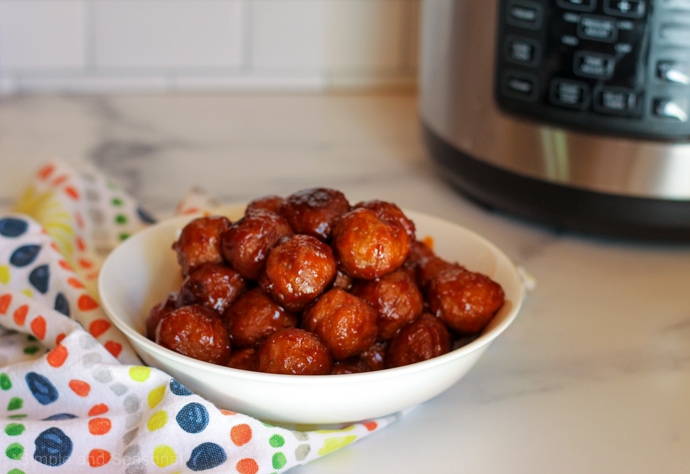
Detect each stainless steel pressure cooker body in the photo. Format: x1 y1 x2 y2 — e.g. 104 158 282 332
420 0 690 240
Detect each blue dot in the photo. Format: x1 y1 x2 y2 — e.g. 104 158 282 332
0 217 28 237
137 207 157 224
54 293 70 317
169 379 192 396
29 264 50 294
176 402 209 434
9 244 42 267
42 413 77 421
34 427 72 466
25 372 59 405
186 442 227 471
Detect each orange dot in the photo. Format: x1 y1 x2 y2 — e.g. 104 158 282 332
220 409 236 416
75 211 85 229
30 316 47 340
88 417 112 435
89 319 110 337
104 340 123 359
67 277 84 289
37 164 55 180
55 333 66 345
46 344 68 368
88 403 109 417
78 258 94 269
363 421 378 432
79 294 100 312
0 293 12 315
230 424 252 446
58 260 73 271
64 186 80 200
50 241 59 251
69 379 91 397
236 458 259 474
52 175 67 186
88 449 111 467
75 236 86 252
13 305 28 325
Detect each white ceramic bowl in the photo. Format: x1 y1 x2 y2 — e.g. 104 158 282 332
99 205 524 426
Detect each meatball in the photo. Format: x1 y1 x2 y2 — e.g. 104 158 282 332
256 328 332 375
330 358 371 375
173 215 231 276
220 210 293 280
360 339 388 371
224 288 298 349
156 304 231 365
302 288 378 360
332 207 410 280
352 269 424 340
227 347 258 372
259 234 337 313
426 265 505 335
386 313 451 368
278 187 350 241
245 195 285 215
354 200 416 243
178 263 248 314
146 292 177 341
332 267 354 291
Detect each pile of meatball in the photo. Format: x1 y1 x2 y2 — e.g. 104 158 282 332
145 187 505 375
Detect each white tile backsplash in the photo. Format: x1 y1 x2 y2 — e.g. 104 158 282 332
0 0 419 94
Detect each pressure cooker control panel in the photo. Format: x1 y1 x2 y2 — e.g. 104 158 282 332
495 0 690 140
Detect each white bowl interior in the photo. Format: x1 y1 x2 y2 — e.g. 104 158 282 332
99 205 524 425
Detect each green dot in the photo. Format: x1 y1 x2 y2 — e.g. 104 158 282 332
7 398 23 411
269 434 285 448
8 414 27 420
8 468 25 474
6 442 24 460
23 346 40 355
115 214 128 225
0 373 11 390
26 335 37 342
111 197 124 206
272 452 287 470
119 233 130 241
5 423 25 436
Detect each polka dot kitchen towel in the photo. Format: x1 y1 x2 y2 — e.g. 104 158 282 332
0 161 400 473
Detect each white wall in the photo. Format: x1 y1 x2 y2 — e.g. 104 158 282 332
0 0 420 94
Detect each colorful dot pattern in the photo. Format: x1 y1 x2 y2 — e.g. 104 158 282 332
0 160 401 472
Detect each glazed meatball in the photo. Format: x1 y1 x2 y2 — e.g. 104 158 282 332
259 234 337 312
302 288 378 360
403 239 437 281
156 304 231 365
352 269 424 340
330 358 371 375
426 265 505 335
386 313 451 368
256 328 332 375
173 215 231 276
360 339 388 372
332 267 354 291
224 288 298 349
178 263 248 314
220 210 293 280
332 207 410 280
227 347 258 371
245 194 285 215
146 292 177 341
278 187 350 241
354 200 416 243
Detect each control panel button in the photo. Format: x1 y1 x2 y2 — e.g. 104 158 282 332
502 71 539 100
578 15 618 42
550 79 590 109
506 0 543 29
603 0 646 18
659 24 690 46
505 36 540 66
653 98 689 121
573 51 615 79
556 0 597 12
656 60 690 85
593 87 637 114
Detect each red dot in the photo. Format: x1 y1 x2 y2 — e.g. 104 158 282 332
30 316 47 340
79 294 100 312
89 319 110 337
236 458 259 474
0 293 13 315
46 344 68 368
69 379 91 397
13 305 28 325
88 403 109 416
88 417 112 435
231 424 252 446
104 340 122 359
37 164 55 180
88 449 111 467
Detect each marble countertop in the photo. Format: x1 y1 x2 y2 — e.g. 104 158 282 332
1 93 689 473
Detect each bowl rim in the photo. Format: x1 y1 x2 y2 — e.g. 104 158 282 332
99 204 525 386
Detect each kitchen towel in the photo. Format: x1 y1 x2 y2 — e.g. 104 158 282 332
0 160 399 474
